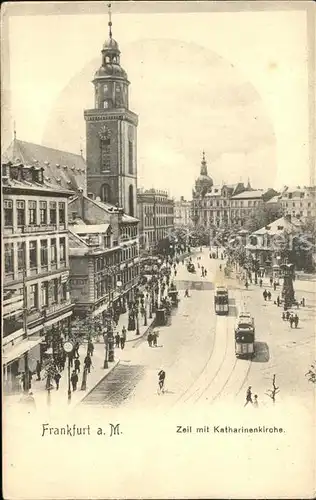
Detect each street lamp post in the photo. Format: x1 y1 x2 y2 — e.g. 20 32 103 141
136 303 140 335
63 340 74 403
143 303 147 326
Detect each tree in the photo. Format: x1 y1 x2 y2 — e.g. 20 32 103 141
245 204 282 233
265 374 280 404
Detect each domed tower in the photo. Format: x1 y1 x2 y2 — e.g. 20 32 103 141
84 4 138 216
194 151 213 197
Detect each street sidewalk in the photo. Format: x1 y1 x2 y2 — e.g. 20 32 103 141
4 256 189 412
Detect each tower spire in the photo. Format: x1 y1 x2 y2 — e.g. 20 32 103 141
107 3 112 39
200 150 207 175
13 120 16 140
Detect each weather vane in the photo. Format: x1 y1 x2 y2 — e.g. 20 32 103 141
107 3 112 38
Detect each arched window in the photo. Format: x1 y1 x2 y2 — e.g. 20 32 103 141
129 185 134 216
101 184 111 203
100 138 111 172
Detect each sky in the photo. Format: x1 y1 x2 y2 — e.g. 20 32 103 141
2 2 312 199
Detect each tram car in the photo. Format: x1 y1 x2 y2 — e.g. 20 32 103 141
214 285 229 315
235 312 255 358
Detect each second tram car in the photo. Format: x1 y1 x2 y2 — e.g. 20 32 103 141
214 285 229 315
235 312 255 358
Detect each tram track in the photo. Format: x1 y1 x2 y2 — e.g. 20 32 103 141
171 303 219 407
192 315 230 404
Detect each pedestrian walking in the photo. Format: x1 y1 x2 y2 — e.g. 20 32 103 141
277 296 280 307
286 310 290 321
122 326 127 339
152 332 158 347
270 277 273 286
74 357 81 374
36 360 41 381
294 314 299 328
204 269 207 277
253 395 259 408
120 334 125 350
267 291 271 301
273 282 277 291
245 281 249 289
74 341 80 358
301 297 305 307
147 332 153 347
259 279 263 287
244 386 253 406
289 315 294 328
54 372 61 390
115 333 120 348
84 355 92 374
263 290 268 301
158 369 166 393
71 371 78 391
184 289 189 298
87 341 94 357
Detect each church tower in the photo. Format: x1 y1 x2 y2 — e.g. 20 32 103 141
84 4 138 216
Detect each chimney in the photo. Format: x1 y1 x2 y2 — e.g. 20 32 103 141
77 187 84 220
87 192 95 200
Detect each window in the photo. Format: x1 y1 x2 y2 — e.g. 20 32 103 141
29 241 37 268
4 200 13 227
59 202 65 224
17 242 26 270
49 202 57 224
101 139 111 171
39 201 47 224
60 238 66 262
41 282 48 307
52 279 59 303
61 283 67 302
101 184 111 203
17 200 25 226
128 140 133 174
4 243 14 273
29 284 38 309
28 201 37 225
40 240 48 267
50 238 57 264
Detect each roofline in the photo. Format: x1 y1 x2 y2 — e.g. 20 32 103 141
2 183 74 197
7 138 86 161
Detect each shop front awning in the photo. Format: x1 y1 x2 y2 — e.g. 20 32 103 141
3 337 45 366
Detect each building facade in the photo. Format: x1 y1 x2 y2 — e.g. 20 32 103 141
2 161 73 394
279 186 316 220
68 192 140 320
191 152 278 230
174 196 192 227
230 188 278 227
84 18 138 217
137 188 175 249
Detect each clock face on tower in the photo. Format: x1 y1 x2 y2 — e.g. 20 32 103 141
98 126 112 141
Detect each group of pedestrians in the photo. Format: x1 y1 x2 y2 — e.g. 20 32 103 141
115 326 127 350
282 311 299 328
244 386 259 408
263 289 272 301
